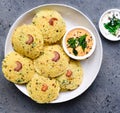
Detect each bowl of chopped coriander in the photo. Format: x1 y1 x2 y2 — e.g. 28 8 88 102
99 8 120 41
62 26 96 60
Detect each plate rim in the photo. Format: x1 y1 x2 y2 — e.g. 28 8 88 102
4 3 103 103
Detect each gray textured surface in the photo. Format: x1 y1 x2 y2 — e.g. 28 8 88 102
0 0 120 113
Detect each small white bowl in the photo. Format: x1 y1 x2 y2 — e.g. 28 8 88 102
99 8 120 41
62 26 96 60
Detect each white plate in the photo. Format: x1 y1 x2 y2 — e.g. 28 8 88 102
99 8 120 41
5 4 103 103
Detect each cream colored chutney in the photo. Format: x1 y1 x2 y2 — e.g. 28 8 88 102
66 28 93 56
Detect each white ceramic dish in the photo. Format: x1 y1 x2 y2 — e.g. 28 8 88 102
99 8 120 41
62 26 96 60
5 4 103 103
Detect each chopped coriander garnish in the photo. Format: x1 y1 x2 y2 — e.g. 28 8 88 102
73 48 78 56
78 34 87 51
32 21 36 25
16 79 22 83
67 34 87 56
104 15 120 36
67 38 77 48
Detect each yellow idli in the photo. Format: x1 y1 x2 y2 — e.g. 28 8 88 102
56 60 83 91
2 51 35 84
32 9 66 43
27 73 60 103
12 24 43 59
34 45 69 78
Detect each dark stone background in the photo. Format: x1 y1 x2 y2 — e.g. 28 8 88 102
0 0 120 113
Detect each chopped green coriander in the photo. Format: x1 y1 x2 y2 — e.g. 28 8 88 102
67 38 77 48
104 15 120 36
78 34 87 51
67 34 87 55
73 48 78 56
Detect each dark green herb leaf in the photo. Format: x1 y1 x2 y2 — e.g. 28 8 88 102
78 34 87 51
67 34 87 55
67 38 77 48
73 48 78 56
32 21 36 25
16 79 22 83
104 15 120 36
